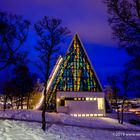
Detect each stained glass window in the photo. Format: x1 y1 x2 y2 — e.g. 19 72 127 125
47 34 103 106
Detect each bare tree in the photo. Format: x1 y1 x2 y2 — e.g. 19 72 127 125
0 11 30 71
2 80 16 110
34 16 70 131
12 63 36 109
104 0 140 97
107 75 121 123
26 73 37 109
104 0 140 54
120 70 131 124
107 71 131 124
2 81 10 111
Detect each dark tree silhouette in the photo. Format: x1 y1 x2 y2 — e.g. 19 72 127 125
120 70 130 124
34 16 70 131
104 0 140 97
107 75 121 123
104 0 140 54
2 80 15 110
26 73 37 109
107 71 131 124
12 63 37 109
2 63 37 110
0 11 30 71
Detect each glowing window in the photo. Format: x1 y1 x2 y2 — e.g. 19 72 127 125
90 98 93 101
93 98 96 101
86 114 89 117
94 114 97 116
73 114 77 117
97 98 104 110
82 114 85 117
98 114 103 116
78 114 81 117
78 98 81 101
86 97 89 101
90 114 93 117
82 98 85 101
74 98 77 101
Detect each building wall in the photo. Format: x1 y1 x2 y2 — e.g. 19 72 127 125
56 92 106 116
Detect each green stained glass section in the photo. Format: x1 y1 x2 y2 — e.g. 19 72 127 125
47 34 102 104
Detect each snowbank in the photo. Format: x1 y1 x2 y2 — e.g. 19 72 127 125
0 110 140 140
0 119 140 140
0 110 140 131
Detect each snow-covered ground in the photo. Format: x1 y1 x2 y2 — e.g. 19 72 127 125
0 119 140 140
0 110 140 130
0 110 140 140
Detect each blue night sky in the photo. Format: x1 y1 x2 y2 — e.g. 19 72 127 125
0 0 130 86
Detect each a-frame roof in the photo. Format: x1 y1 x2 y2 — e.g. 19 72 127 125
72 34 103 91
47 34 103 103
